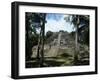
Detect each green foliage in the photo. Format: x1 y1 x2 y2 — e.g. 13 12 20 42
60 53 72 58
46 31 53 38
25 12 47 66
26 13 42 61
64 15 89 45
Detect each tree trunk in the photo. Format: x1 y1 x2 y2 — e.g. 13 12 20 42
37 30 41 58
36 29 41 66
40 13 46 67
74 16 80 65
75 26 79 51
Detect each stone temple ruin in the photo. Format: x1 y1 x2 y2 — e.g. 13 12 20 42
51 32 66 46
